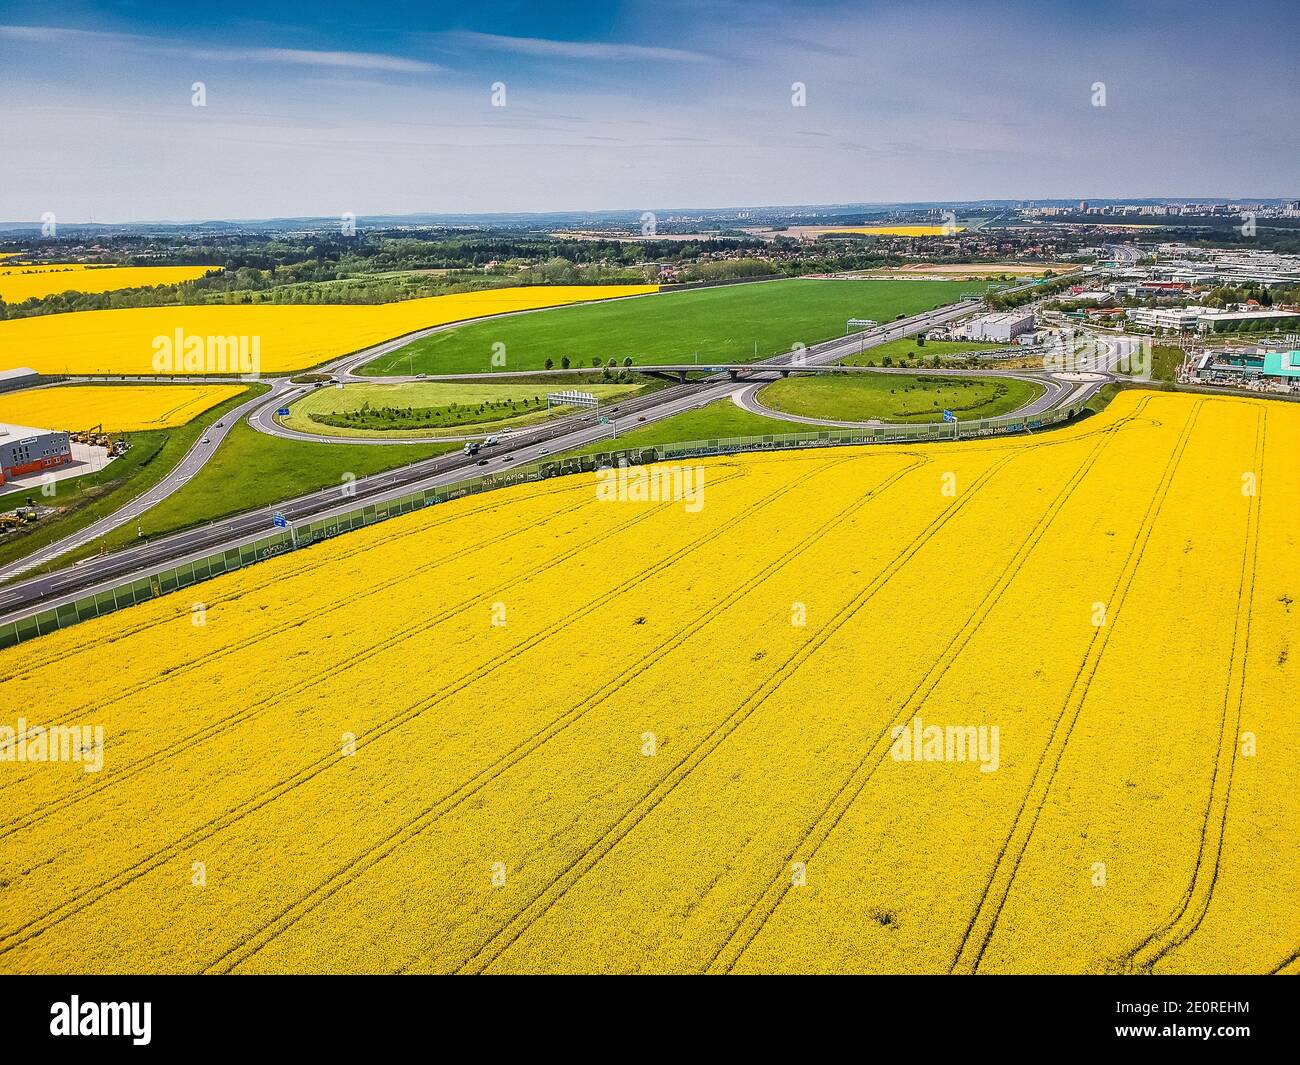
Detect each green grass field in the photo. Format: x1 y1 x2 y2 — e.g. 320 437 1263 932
757 373 1043 423
840 337 1013 367
61 422 460 566
0 385 263 570
359 279 977 376
283 381 645 438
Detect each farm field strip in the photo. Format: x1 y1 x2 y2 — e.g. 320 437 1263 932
705 407 1136 974
1157 427 1300 974
0 458 854 965
1125 412 1264 971
821 226 967 237
358 278 973 376
730 399 1213 974
0 284 657 376
948 402 1205 974
979 402 1265 974
0 264 215 302
1 391 1294 975
209 453 933 973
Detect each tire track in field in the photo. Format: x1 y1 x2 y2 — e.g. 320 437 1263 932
0 460 824 954
1126 408 1266 973
708 400 1140 974
3 475 602 677
1 490 599 746
156 392 220 426
1269 949 1300 975
204 451 919 973
0 469 748 841
949 399 1204 974
456 450 1019 975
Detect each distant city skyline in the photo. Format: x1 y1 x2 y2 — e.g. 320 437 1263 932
2 0 1297 223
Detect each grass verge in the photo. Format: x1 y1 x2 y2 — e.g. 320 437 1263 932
756 373 1044 423
62 421 461 564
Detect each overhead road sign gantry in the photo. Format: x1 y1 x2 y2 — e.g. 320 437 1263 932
546 390 599 412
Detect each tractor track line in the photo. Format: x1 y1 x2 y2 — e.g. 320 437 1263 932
0 469 748 847
0 464 841 954
455 451 1018 975
1127 408 1266 972
949 400 1203 974
206 452 916 973
709 403 1137 973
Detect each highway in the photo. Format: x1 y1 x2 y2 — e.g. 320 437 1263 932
0 281 1096 622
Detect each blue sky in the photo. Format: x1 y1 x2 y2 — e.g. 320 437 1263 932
1 0 1296 222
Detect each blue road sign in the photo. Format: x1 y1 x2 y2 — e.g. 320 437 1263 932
276 407 291 416
272 513 288 528
942 410 957 423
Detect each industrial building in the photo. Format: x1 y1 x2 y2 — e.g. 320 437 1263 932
0 423 73 486
1182 349 1300 394
957 310 1035 342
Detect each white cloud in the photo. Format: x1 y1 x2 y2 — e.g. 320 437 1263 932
182 47 440 73
0 24 439 73
441 31 713 64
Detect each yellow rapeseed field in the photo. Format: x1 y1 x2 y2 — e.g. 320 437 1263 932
824 225 968 236
0 390 1293 974
0 384 244 432
0 264 216 302
0 285 657 375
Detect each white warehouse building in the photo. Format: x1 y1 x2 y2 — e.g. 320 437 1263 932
0 422 73 487
958 311 1035 342
1126 306 1206 332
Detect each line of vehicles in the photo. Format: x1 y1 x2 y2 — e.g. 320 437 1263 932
463 434 504 463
